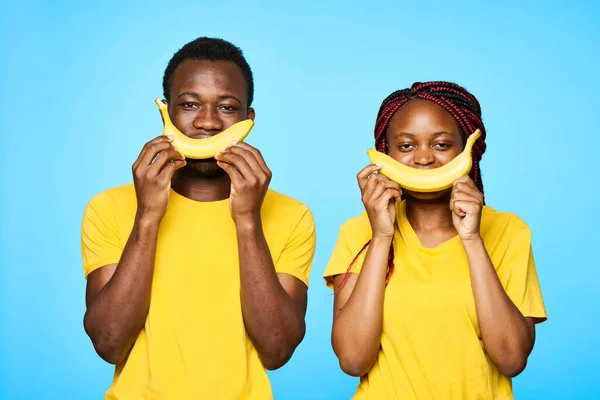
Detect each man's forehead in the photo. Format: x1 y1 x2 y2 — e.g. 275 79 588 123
172 60 247 93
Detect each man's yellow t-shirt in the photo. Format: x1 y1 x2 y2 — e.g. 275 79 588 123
81 184 316 400
323 201 547 400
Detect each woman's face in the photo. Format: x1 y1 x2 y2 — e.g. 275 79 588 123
385 99 465 201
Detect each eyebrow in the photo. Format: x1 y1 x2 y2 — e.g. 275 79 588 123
431 131 456 138
176 92 242 104
394 131 456 139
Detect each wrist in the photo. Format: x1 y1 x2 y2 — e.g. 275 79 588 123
371 234 394 246
135 211 162 230
461 234 484 249
234 212 261 233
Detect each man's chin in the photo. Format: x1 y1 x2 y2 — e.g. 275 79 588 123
184 158 226 178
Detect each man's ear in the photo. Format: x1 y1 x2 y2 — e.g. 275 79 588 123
248 107 256 121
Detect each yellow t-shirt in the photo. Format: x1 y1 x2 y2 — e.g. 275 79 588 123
81 184 316 400
323 201 547 400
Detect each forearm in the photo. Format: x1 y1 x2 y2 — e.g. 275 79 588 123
332 236 390 376
84 214 159 364
236 215 305 370
464 237 534 376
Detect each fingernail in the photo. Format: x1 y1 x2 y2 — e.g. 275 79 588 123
376 163 382 167
215 152 221 158
232 140 239 145
167 135 174 140
222 146 228 152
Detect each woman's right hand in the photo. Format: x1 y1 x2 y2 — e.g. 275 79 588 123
357 164 402 239
132 135 186 223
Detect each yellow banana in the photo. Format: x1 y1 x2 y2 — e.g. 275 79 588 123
154 98 254 159
367 129 481 192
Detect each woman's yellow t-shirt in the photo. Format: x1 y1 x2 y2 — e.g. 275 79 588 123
81 184 316 400
323 201 547 400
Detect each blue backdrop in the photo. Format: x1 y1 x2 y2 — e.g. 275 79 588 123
1 1 598 399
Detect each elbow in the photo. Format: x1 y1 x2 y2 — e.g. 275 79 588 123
339 357 371 377
489 346 529 378
83 313 127 365
262 354 289 371
486 332 533 378
96 345 126 365
260 324 306 371
497 356 528 378
333 343 374 377
260 346 295 371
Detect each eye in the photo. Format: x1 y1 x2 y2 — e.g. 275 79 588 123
218 105 237 113
397 143 415 152
433 142 451 150
181 102 198 110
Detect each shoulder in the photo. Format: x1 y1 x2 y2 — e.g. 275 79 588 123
84 183 136 216
481 205 531 239
263 189 312 217
337 211 371 246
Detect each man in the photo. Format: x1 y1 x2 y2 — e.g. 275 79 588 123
81 37 316 399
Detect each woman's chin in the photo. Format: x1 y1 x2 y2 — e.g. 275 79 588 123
404 188 451 202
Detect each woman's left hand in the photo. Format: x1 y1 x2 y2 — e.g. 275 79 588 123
450 175 484 243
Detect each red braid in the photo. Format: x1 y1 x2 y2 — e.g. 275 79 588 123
337 81 487 290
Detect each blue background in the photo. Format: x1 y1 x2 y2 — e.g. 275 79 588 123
1 1 598 398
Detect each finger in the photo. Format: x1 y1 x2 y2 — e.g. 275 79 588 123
366 174 399 198
357 164 382 191
133 135 173 169
232 142 270 174
376 188 402 204
362 172 382 200
148 147 186 177
158 159 187 184
451 200 480 216
215 149 255 181
136 137 176 170
379 179 401 192
226 144 263 174
368 178 389 202
453 175 471 184
451 185 484 205
366 177 399 205
216 160 244 182
451 189 482 203
452 175 479 193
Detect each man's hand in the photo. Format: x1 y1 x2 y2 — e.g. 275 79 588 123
215 141 271 224
132 135 186 222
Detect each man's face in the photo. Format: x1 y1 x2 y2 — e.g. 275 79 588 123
167 59 255 177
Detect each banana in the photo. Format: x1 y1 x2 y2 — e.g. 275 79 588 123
367 129 481 192
154 98 254 159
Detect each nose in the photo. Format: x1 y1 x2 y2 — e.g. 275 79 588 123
192 107 223 135
413 146 435 168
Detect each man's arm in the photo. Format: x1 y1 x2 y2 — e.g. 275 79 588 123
236 218 308 370
84 216 159 364
216 142 312 370
83 136 185 364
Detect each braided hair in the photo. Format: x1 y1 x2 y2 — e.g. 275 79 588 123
338 81 487 288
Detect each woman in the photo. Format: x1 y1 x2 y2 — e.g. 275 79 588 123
324 81 547 399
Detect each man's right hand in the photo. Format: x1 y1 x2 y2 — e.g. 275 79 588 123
132 135 186 222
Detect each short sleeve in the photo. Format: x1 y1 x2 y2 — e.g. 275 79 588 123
274 204 316 287
496 227 547 323
81 192 123 278
322 217 371 290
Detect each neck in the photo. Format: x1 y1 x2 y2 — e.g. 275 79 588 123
171 168 231 202
404 193 454 232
